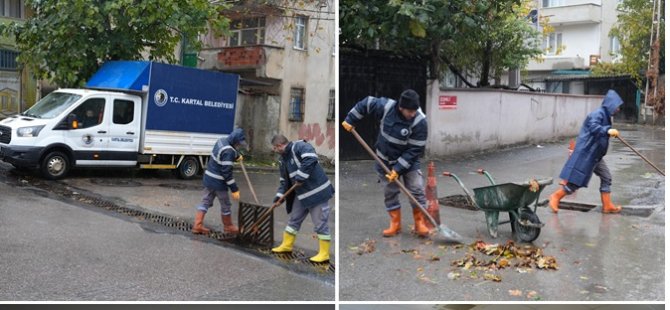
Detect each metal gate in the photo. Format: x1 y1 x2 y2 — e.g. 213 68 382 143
339 49 427 160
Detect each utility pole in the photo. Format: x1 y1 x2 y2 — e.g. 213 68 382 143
643 0 663 123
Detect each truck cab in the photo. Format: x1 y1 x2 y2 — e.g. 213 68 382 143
0 89 143 179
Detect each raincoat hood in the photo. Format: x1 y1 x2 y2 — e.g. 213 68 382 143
602 90 623 116
227 128 246 146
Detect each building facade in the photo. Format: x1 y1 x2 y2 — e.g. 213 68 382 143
198 0 336 160
525 0 622 92
0 0 37 119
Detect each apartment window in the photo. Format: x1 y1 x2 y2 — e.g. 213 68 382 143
610 36 621 56
542 0 564 8
543 32 562 55
327 89 335 121
229 17 265 47
0 49 19 70
0 0 22 18
289 88 305 122
294 16 307 50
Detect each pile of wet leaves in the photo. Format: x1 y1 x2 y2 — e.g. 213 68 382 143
351 239 377 255
448 240 558 282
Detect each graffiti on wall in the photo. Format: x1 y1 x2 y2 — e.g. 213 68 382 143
298 123 335 150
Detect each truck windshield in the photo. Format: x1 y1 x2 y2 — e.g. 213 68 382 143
21 92 82 119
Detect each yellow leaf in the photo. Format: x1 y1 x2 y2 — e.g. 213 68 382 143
409 19 426 38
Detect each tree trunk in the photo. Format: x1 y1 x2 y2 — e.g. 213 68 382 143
429 39 442 80
479 40 492 87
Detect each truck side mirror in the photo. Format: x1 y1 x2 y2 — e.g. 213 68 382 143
67 114 79 129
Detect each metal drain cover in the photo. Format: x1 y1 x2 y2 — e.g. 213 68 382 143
238 201 274 247
89 178 143 187
158 183 202 191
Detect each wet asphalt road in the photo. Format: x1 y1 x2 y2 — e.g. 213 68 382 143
339 124 664 301
0 165 334 301
54 166 336 257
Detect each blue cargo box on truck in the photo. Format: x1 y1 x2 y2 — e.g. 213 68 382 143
86 61 239 157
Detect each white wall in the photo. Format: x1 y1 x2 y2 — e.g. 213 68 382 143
554 23 600 68
426 81 604 157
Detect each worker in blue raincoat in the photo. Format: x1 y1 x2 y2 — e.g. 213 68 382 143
342 89 431 238
549 90 624 214
270 134 334 263
192 128 246 235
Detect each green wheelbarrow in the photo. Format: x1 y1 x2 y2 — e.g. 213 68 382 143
442 169 553 243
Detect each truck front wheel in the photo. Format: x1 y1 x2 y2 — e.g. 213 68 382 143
41 151 70 180
176 156 200 180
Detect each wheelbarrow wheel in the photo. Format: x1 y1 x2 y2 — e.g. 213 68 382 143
514 207 541 243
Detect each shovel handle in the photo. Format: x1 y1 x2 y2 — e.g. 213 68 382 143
239 160 260 204
616 136 665 176
349 128 440 228
242 183 299 235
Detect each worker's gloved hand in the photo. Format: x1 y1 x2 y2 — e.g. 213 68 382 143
236 155 244 162
231 191 240 201
385 170 399 182
272 196 281 204
607 128 619 137
341 121 353 132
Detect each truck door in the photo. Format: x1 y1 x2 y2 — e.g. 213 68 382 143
62 97 109 166
106 95 141 166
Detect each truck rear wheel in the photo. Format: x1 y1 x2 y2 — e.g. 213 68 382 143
176 156 200 180
41 151 70 180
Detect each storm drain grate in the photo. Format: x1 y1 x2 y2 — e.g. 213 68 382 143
536 199 596 212
260 249 335 273
18 177 335 276
158 183 202 191
238 201 274 247
89 178 143 187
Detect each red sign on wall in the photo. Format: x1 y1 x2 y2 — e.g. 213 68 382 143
439 95 457 109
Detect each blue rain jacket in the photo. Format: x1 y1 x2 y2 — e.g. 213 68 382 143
559 90 623 187
344 96 427 175
203 128 245 192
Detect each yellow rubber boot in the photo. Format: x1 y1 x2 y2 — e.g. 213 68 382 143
272 231 296 253
309 238 330 263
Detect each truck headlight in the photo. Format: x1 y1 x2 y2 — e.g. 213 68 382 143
17 125 45 137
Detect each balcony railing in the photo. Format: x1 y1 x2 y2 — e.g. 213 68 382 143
541 3 601 25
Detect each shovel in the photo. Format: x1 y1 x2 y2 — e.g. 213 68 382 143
348 128 463 243
239 160 260 203
616 135 665 176
240 183 299 237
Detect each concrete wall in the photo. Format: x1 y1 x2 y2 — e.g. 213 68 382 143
425 81 604 157
277 3 336 158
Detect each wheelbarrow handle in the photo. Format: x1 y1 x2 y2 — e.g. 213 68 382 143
474 169 496 185
442 171 477 207
349 128 440 229
241 183 299 236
